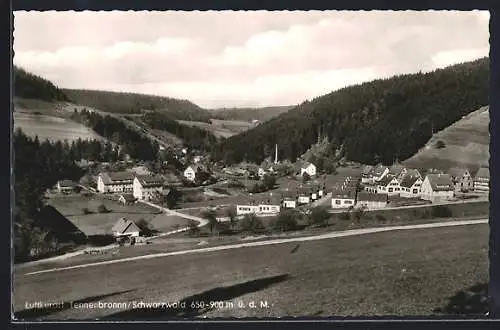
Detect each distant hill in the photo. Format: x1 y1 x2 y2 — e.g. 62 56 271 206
403 106 489 174
14 66 69 102
63 89 212 122
210 105 295 122
212 58 489 166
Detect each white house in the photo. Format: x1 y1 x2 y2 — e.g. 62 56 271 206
111 218 141 238
297 187 312 205
183 166 197 182
376 175 401 196
133 175 164 201
300 162 317 177
97 171 134 193
282 196 297 209
420 174 455 203
474 167 490 193
356 192 388 210
258 167 267 178
57 180 77 194
331 188 356 209
448 167 474 192
236 196 281 216
399 175 423 198
371 164 390 182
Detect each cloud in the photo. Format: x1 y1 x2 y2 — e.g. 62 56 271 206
13 10 489 108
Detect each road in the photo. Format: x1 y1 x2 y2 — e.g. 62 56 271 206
328 197 488 214
22 218 487 276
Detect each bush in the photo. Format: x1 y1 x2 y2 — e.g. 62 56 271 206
97 204 110 213
375 214 386 221
308 206 331 227
435 140 446 149
239 214 266 234
339 211 350 221
302 172 311 183
273 211 299 232
82 207 93 215
136 218 155 237
187 220 200 236
431 205 453 218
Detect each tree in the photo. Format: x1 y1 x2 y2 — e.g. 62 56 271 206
187 220 200 236
302 172 311 183
352 207 365 223
202 209 219 235
308 206 331 227
226 206 238 229
97 203 110 213
136 218 155 237
263 174 276 190
165 187 181 209
239 213 265 234
273 210 299 232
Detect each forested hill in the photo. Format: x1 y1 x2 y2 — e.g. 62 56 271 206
14 66 69 102
210 105 295 122
211 57 489 166
63 89 212 122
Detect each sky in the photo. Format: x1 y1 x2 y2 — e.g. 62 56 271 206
13 10 490 109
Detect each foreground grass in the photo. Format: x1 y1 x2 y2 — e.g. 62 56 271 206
14 224 488 320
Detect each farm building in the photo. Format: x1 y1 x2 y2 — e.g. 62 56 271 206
118 193 136 205
399 175 423 198
420 174 454 203
331 187 356 209
376 175 401 196
356 192 388 210
474 167 490 193
97 171 134 193
111 218 141 238
133 175 164 201
57 180 77 194
448 167 474 192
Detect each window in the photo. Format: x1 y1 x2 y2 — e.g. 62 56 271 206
413 189 418 194
344 200 353 204
395 188 400 191
335 200 341 205
389 188 393 192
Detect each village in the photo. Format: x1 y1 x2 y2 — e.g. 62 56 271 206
49 140 490 248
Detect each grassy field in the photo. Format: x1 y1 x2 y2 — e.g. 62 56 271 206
403 106 489 171
13 224 489 319
48 195 186 236
177 119 255 138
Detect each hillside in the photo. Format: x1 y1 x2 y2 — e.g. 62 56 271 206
403 106 489 173
212 58 489 165
210 105 295 122
63 89 212 122
14 66 69 102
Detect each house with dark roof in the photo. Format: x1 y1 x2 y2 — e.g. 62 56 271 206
448 167 474 192
361 165 374 182
331 187 356 209
376 175 401 196
356 192 388 210
133 175 164 201
97 171 134 193
236 194 281 216
111 218 141 238
282 191 298 209
57 180 77 194
388 163 407 179
421 174 454 202
474 167 490 193
399 174 423 198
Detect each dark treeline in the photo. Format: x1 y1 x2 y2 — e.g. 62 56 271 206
71 109 159 161
210 105 295 122
14 129 85 261
212 58 489 165
63 89 212 122
14 66 69 102
141 112 219 152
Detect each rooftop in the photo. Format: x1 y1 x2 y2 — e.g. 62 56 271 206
111 217 140 235
99 171 135 185
475 167 490 180
400 175 421 188
426 174 454 191
135 174 164 187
